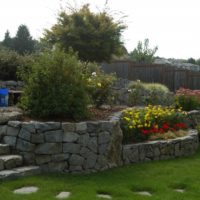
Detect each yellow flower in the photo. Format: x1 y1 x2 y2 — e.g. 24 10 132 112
97 83 101 87
129 125 133 129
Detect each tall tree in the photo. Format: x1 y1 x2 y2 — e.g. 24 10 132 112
44 4 126 62
129 39 158 64
2 30 13 49
13 25 35 55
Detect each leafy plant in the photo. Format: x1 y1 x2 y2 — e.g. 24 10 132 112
128 81 173 106
18 48 89 119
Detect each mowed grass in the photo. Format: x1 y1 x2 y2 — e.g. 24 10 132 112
1 149 200 200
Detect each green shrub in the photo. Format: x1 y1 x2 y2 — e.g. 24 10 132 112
175 95 200 111
18 48 89 119
128 81 173 106
0 48 22 80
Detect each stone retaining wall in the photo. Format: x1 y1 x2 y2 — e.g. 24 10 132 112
0 120 123 173
0 118 198 173
122 130 199 164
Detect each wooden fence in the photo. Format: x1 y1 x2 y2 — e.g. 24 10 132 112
101 61 200 91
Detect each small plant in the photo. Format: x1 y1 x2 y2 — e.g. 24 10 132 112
121 105 187 143
175 88 200 111
86 71 116 108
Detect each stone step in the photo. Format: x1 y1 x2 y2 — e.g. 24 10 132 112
0 155 23 170
0 144 10 155
0 166 41 180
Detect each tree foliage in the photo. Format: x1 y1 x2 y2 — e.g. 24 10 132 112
13 25 35 55
129 39 158 64
44 4 126 62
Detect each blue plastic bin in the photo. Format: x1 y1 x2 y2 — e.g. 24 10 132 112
0 89 9 107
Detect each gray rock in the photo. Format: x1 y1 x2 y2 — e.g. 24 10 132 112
0 144 10 155
35 143 62 154
44 130 63 142
63 143 81 154
21 152 35 164
76 122 87 133
69 154 84 166
62 122 75 132
99 144 108 155
98 132 110 144
0 125 7 139
7 121 21 128
16 139 35 152
96 194 112 199
48 162 68 172
63 132 79 142
80 147 91 158
56 191 71 199
31 133 44 143
87 122 99 133
3 136 17 147
13 186 38 194
35 122 61 132
0 112 22 124
6 126 19 136
0 159 4 170
18 128 31 141
0 155 23 169
83 152 97 169
78 133 89 146
100 121 113 132
123 146 139 164
88 137 97 153
51 154 70 162
21 122 35 133
36 155 51 165
69 165 82 172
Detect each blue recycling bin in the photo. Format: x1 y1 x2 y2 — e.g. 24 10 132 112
0 89 9 107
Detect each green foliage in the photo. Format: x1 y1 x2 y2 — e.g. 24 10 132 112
18 48 89 119
187 57 196 64
128 80 173 106
13 25 35 55
129 38 158 64
44 4 126 62
2 31 13 49
175 95 200 111
0 48 23 80
86 71 116 108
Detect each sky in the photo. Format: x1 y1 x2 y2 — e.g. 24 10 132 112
0 0 200 59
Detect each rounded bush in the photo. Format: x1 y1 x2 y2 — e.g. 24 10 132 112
19 48 89 119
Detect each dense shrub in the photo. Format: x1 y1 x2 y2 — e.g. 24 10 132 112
0 48 22 80
121 105 187 143
128 80 173 106
18 48 89 119
175 88 200 111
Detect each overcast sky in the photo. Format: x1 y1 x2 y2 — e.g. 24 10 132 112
0 0 200 59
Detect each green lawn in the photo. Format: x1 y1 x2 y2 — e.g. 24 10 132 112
1 149 200 200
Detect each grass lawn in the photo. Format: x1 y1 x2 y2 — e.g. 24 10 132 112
1 149 200 200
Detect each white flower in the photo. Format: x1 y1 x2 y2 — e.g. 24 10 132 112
92 72 97 76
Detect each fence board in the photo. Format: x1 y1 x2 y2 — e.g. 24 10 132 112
101 61 200 91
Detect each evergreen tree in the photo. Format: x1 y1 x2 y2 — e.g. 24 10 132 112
2 30 13 49
13 25 35 55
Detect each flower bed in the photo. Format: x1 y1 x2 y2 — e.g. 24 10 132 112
121 105 188 144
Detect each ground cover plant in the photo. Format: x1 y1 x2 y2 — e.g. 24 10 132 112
121 105 187 143
1 149 200 200
128 80 174 106
175 88 200 111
